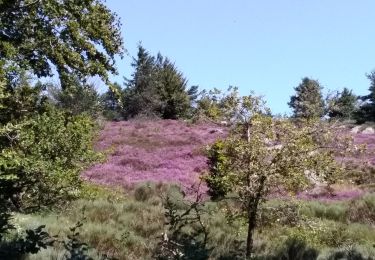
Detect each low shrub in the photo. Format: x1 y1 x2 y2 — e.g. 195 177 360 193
347 194 375 225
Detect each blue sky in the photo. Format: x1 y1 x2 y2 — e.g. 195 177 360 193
105 0 375 114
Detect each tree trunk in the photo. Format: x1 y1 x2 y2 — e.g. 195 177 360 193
245 176 265 259
246 206 258 259
247 124 251 143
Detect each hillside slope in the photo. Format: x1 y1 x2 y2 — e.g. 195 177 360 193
83 120 226 191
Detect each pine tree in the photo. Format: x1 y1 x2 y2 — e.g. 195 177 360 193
328 88 357 120
123 45 194 119
155 54 191 119
357 71 375 122
123 45 161 118
288 77 325 119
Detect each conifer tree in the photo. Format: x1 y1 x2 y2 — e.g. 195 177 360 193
327 88 357 120
288 77 325 119
123 45 194 119
357 71 375 122
123 45 161 118
155 54 191 119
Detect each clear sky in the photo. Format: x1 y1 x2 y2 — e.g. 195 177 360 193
105 0 375 114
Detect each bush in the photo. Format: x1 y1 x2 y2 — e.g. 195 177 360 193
0 108 99 211
259 200 300 228
347 194 375 225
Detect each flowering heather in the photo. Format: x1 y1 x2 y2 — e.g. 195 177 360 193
83 120 226 192
84 120 375 200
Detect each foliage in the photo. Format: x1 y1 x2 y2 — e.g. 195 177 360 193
155 54 192 119
100 82 123 121
194 87 271 125
342 163 375 186
123 45 161 118
154 185 211 260
123 45 195 119
63 221 93 260
357 71 375 122
47 79 102 117
0 69 48 124
0 0 124 88
268 238 319 260
205 94 350 257
0 224 54 259
288 77 325 119
0 108 99 211
347 194 375 225
7 183 375 259
194 88 226 122
327 88 358 120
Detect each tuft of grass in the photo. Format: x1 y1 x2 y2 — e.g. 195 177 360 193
347 193 375 225
299 200 348 222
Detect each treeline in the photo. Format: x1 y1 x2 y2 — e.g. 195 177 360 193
102 44 199 120
99 47 375 123
288 76 375 122
13 44 372 125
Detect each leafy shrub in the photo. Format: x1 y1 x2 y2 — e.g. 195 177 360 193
47 81 103 118
347 194 375 225
0 224 54 259
258 200 300 228
0 108 99 211
343 164 375 186
134 183 156 202
204 140 232 200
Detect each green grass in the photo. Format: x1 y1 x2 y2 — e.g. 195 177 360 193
11 184 375 259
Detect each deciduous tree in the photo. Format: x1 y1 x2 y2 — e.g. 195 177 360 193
205 95 351 258
0 0 124 88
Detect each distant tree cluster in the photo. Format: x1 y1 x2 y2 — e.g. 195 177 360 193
288 75 375 123
101 45 199 120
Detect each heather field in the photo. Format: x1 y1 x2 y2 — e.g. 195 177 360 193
12 121 375 260
83 120 375 201
83 120 227 192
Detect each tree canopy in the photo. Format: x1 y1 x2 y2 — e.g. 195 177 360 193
204 93 354 257
288 77 325 119
327 87 358 120
0 0 124 87
123 44 196 119
357 71 375 122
